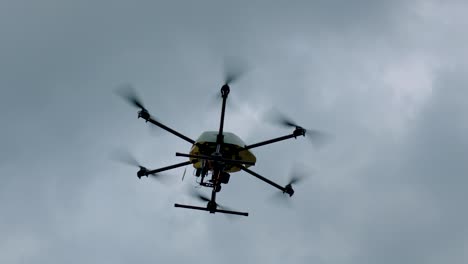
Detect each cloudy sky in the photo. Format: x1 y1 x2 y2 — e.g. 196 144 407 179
1 0 467 263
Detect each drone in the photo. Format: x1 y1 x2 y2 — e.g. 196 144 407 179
116 74 327 217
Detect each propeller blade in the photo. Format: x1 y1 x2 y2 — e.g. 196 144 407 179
111 149 154 179
223 56 247 85
110 149 141 168
268 191 293 207
288 173 305 185
190 189 211 203
281 118 299 128
215 203 235 212
187 188 242 219
305 129 331 148
288 164 310 186
263 108 298 128
264 108 331 147
189 189 230 210
206 57 247 112
267 165 311 206
115 83 147 110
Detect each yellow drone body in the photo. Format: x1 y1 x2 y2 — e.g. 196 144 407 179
189 131 256 173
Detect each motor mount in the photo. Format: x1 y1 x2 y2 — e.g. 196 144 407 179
207 200 217 213
293 127 306 138
284 184 295 197
221 84 230 97
137 166 148 179
138 109 150 121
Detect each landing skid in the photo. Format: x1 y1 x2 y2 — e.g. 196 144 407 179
174 203 249 217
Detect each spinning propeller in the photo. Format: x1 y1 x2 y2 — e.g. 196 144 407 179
269 165 310 206
210 57 247 107
283 167 307 196
190 189 232 211
266 109 330 148
111 149 169 181
116 84 146 111
115 84 167 136
223 56 246 87
115 84 150 121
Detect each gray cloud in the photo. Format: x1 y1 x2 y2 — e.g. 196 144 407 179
1 0 467 263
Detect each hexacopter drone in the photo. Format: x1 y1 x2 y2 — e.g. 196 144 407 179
117 75 326 217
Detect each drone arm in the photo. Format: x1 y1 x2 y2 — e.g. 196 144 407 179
216 85 230 147
145 161 194 176
139 110 195 144
217 89 228 144
175 152 255 166
243 128 305 150
240 166 286 193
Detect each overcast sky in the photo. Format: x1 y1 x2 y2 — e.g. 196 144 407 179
1 0 467 263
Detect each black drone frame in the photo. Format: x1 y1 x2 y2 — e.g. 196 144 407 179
134 84 303 216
